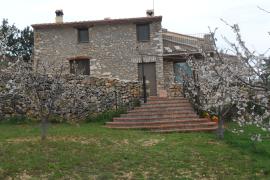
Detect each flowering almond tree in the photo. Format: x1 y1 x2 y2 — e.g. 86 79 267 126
0 49 86 141
1 60 65 140
182 25 270 140
1 20 88 140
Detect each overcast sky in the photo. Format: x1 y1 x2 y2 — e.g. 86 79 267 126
1 0 269 53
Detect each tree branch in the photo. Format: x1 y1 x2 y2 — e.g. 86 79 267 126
257 6 270 14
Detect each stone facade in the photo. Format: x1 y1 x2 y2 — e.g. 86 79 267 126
163 61 175 89
163 60 184 97
32 16 211 97
33 16 165 95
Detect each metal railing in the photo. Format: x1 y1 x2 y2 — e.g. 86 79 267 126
162 33 214 54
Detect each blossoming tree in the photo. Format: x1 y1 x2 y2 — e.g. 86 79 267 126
182 24 270 140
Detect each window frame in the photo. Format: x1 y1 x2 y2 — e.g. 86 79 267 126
173 62 192 84
77 28 89 43
69 59 90 75
136 23 150 42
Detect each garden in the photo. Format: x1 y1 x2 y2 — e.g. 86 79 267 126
0 118 270 179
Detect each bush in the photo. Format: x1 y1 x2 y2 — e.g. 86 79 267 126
0 115 31 124
247 101 265 116
0 60 9 68
198 104 238 122
131 99 141 107
49 114 67 123
86 108 127 123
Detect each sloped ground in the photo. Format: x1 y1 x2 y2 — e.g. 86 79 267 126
0 123 269 179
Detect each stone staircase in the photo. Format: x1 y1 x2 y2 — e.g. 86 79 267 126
106 96 218 133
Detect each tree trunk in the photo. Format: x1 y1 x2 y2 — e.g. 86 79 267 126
217 116 224 139
217 106 224 139
41 115 49 141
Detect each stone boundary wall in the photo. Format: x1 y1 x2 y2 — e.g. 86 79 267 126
0 73 141 121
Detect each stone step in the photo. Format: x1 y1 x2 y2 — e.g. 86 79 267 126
113 115 199 121
148 96 186 101
146 99 190 104
107 96 218 133
112 117 207 123
132 106 194 112
127 109 196 115
141 102 192 107
107 119 210 126
151 126 218 133
106 121 217 130
136 104 192 109
121 112 198 118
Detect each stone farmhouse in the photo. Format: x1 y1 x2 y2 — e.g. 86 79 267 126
30 10 219 132
32 10 213 97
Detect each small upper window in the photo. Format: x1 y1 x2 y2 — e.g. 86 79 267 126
78 28 89 43
136 24 150 42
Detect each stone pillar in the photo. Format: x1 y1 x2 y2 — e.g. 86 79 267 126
156 57 166 97
154 29 166 97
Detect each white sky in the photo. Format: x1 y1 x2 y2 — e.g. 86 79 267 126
0 0 269 53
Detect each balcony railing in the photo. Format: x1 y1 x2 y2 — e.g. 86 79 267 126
162 32 214 54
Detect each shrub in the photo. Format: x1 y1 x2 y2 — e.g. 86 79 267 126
86 108 127 123
49 114 67 123
0 115 31 124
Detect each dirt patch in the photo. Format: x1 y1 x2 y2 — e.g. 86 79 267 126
109 139 129 146
177 169 193 179
0 168 5 178
207 140 222 145
12 171 32 180
6 137 40 143
120 171 133 180
6 136 101 146
142 171 150 179
122 139 129 145
139 138 164 147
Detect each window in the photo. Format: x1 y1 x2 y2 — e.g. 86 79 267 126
78 28 89 43
136 24 150 42
173 62 192 83
70 59 90 75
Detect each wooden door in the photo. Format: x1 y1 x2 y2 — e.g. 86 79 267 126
138 62 157 96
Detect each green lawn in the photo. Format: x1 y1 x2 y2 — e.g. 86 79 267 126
0 122 269 179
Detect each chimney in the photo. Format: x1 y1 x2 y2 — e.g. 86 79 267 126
146 9 154 17
55 10 64 23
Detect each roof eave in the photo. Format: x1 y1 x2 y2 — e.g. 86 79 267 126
32 16 162 29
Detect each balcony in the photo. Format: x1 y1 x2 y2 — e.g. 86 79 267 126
162 31 214 56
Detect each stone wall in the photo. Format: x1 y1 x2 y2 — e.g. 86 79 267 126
163 61 183 97
163 61 175 89
0 74 141 121
167 84 183 97
33 18 165 95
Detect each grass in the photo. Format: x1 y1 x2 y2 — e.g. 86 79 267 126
0 122 269 179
